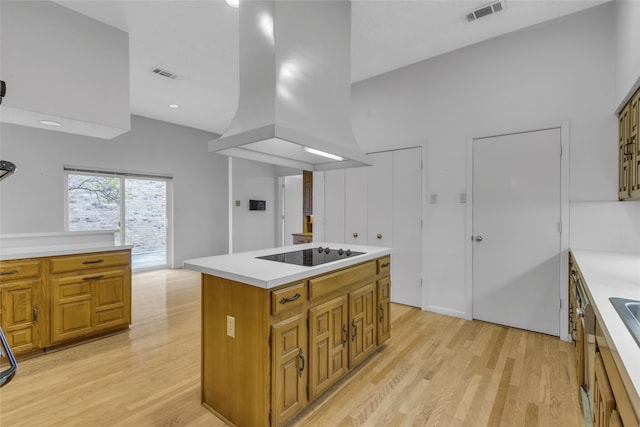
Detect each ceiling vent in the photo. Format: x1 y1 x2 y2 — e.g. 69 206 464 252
152 67 178 79
465 1 505 23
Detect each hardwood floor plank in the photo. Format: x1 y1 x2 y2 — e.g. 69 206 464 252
0 269 583 426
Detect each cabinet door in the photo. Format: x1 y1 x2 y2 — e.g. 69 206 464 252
367 152 393 247
303 170 313 216
593 352 615 427
50 275 93 344
619 104 631 199
308 295 348 399
377 277 391 345
0 278 43 354
348 282 376 368
272 313 307 426
94 268 130 330
631 90 640 199
324 169 345 244
345 167 368 245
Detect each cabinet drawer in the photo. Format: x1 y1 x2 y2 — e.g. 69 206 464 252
0 259 41 281
309 261 376 299
271 282 306 315
377 257 391 276
49 251 130 274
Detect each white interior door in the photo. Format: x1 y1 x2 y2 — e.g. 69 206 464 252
391 148 422 307
472 128 561 336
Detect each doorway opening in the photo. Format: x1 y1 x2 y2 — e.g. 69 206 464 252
65 167 172 271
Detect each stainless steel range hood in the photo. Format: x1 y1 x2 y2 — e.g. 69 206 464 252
208 0 371 171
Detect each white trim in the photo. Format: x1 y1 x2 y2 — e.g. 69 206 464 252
228 157 233 254
424 305 467 319
464 121 571 339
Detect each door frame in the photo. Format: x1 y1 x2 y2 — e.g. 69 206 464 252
464 122 570 341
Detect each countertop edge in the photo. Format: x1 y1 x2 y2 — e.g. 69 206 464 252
184 243 392 289
570 248 640 417
0 244 133 261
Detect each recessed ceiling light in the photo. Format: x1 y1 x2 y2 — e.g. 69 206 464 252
225 0 239 8
169 104 180 109
39 120 62 127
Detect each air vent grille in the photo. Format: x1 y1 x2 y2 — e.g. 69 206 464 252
152 67 178 79
465 1 506 23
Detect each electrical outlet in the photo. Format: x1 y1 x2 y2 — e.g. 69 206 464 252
226 315 235 338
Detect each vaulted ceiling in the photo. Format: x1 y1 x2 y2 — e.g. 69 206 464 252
54 0 608 135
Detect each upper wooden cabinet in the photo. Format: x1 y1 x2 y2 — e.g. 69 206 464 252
619 87 640 200
303 170 313 216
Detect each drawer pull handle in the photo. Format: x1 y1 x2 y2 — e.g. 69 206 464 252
0 270 18 276
342 324 348 346
380 304 384 322
380 262 390 269
352 319 357 342
298 348 305 377
279 293 301 304
83 275 104 281
82 259 104 265
33 305 39 322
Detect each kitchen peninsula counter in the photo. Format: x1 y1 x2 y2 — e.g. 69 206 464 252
185 243 392 426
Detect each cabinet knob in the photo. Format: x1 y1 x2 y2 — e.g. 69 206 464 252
377 234 382 239
352 232 358 238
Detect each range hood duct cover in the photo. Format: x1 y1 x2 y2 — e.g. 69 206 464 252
209 0 371 171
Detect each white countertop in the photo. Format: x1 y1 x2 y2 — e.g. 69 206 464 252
571 249 640 407
0 231 131 260
184 243 392 289
0 243 132 261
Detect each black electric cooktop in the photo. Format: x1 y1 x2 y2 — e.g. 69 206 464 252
256 246 365 267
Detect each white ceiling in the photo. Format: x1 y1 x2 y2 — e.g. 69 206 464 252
54 0 607 136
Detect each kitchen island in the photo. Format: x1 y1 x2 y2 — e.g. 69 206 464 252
185 243 392 427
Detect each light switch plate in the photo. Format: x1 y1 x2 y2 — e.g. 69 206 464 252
226 315 235 338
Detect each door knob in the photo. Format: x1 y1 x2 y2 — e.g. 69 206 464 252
474 235 483 242
353 232 358 238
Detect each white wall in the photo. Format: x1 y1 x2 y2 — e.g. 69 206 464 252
231 158 277 252
350 3 621 317
0 115 228 266
615 0 640 105
0 1 130 138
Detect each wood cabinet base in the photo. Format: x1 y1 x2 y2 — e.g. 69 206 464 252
200 257 391 427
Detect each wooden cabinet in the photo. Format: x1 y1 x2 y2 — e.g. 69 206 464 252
619 87 640 200
308 295 347 400
377 257 391 345
348 282 376 368
50 267 130 345
593 352 616 427
272 313 307 426
0 250 131 356
200 256 391 427
0 259 44 355
303 170 313 216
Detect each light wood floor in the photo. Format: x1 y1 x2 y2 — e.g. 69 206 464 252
0 269 583 426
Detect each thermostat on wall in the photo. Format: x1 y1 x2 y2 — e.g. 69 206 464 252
249 200 266 211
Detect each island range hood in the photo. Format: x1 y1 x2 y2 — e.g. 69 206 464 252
209 0 372 171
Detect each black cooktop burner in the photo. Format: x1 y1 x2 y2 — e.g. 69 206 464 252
256 246 365 266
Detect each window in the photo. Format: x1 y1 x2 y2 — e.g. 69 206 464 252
65 167 172 271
